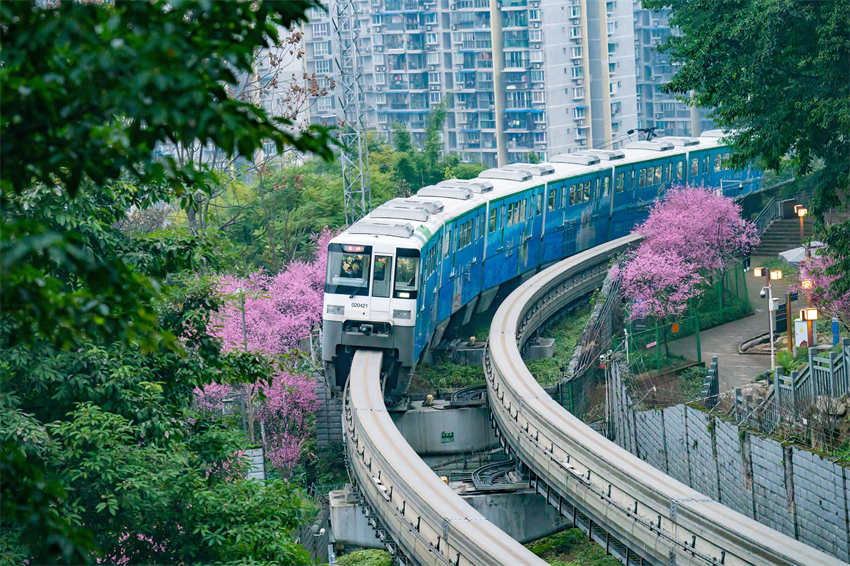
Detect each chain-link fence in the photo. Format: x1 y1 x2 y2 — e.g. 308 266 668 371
614 263 751 374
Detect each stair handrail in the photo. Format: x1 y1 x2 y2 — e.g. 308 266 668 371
753 196 779 236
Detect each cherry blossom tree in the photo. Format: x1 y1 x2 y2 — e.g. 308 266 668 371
195 229 331 471
617 248 704 321
618 186 759 321
799 251 850 332
637 185 759 273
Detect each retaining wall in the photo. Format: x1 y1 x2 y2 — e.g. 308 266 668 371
608 362 850 562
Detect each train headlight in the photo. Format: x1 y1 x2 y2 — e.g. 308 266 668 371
326 304 344 315
393 309 411 320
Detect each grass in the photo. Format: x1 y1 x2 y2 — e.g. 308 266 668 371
526 304 593 387
412 357 486 392
526 529 620 566
337 549 393 566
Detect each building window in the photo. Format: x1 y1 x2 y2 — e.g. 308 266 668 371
430 92 441 103
573 107 585 119
573 86 584 99
375 73 386 85
570 5 581 17
315 59 332 74
313 41 330 56
376 93 386 105
532 90 544 104
311 23 330 37
570 26 581 38
530 50 544 63
316 96 333 114
571 66 583 79
529 29 542 42
426 52 439 65
571 46 582 59
531 70 544 82
528 9 540 21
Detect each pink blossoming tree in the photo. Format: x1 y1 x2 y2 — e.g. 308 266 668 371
619 186 759 321
196 229 332 472
798 250 850 331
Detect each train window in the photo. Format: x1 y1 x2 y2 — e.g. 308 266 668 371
569 184 576 205
630 170 636 188
325 244 372 296
603 176 610 197
372 255 392 298
654 165 662 184
721 152 731 169
713 155 721 172
676 161 684 180
583 181 591 201
489 208 497 232
520 199 527 221
616 173 624 192
548 189 556 211
639 168 647 188
536 193 543 215
443 228 451 257
394 250 420 299
690 158 699 176
702 157 709 173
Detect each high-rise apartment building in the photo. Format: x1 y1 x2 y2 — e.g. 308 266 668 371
632 2 713 136
303 0 639 166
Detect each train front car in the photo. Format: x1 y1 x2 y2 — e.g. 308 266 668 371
322 229 421 398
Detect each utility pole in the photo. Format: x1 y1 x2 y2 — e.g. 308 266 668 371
332 0 371 225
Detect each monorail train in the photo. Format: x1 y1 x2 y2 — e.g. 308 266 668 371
322 131 762 396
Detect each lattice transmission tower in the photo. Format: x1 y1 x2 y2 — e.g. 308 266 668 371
332 0 371 226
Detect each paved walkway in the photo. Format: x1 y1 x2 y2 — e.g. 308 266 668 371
667 256 795 392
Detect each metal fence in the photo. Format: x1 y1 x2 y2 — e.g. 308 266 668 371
743 339 850 438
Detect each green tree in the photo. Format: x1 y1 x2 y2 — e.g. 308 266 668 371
1 1 331 563
645 0 850 295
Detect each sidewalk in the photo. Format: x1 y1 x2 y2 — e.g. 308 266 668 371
667 256 794 392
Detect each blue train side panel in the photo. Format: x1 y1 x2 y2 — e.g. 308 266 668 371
411 148 763 366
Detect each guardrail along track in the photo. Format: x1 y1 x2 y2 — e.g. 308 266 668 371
344 349 546 565
486 234 842 566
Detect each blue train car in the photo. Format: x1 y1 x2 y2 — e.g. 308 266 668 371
322 132 763 396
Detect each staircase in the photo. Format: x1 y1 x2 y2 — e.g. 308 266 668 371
752 217 814 256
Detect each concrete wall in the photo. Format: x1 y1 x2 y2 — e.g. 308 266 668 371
608 363 850 561
392 404 497 456
464 490 569 543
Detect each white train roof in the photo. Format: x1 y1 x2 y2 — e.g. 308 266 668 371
329 133 731 251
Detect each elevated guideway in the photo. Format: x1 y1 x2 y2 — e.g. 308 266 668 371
486 234 843 566
343 349 546 565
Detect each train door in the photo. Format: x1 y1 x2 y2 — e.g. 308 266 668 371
370 254 393 320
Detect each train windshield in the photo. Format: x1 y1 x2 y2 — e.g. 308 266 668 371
325 243 373 296
394 248 420 299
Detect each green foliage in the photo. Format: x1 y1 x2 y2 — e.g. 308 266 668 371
0 0 331 198
1 1 331 563
645 0 850 305
526 305 593 386
337 549 393 566
678 366 708 400
414 359 486 390
526 529 620 566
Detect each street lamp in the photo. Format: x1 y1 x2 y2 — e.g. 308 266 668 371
753 267 782 371
797 206 808 252
800 307 818 348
